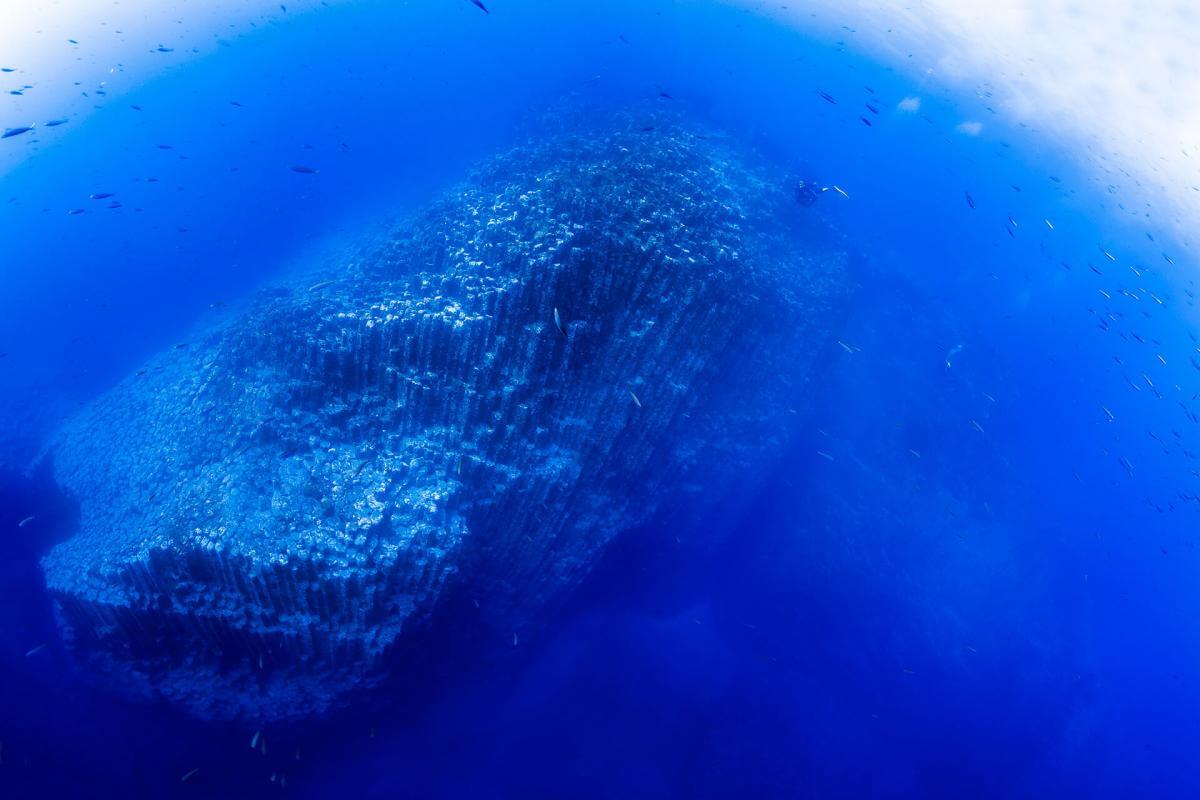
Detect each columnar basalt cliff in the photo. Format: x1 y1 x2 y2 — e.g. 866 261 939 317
41 115 849 720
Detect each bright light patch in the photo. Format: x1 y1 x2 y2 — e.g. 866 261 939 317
753 0 1200 238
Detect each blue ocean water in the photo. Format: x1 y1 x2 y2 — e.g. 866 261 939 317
1 2 1197 797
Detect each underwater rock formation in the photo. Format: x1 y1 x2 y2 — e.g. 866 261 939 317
41 115 849 721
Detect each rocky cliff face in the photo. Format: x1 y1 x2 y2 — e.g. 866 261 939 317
41 115 849 721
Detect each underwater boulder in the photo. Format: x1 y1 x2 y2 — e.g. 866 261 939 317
40 115 850 721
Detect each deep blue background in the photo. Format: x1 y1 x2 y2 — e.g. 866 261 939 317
2 2 1197 797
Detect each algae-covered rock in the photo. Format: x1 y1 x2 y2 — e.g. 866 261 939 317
41 114 849 720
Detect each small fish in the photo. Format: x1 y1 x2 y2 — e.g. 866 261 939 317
1102 406 1115 423
180 768 200 783
290 165 318 174
1007 215 1018 228
18 515 35 527
1102 249 1116 261
553 307 566 337
250 730 261 749
25 642 47 657
1044 219 1054 230
629 390 642 408
155 143 173 149
816 450 834 461
155 46 174 53
964 191 975 209
0 67 14 72
67 208 85 215
944 343 964 368
970 420 985 433
816 90 837 104
2 125 35 138
512 632 518 646
89 192 115 200
44 118 68 127
832 185 849 199
468 0 489 12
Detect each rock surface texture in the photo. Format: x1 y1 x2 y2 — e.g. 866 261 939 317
41 115 849 720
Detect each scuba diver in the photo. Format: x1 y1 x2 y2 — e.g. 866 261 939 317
793 178 821 207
